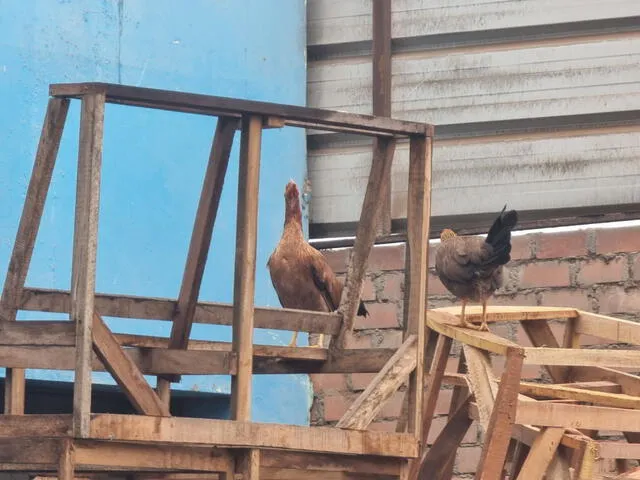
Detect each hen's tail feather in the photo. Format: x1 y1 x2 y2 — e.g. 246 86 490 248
358 301 369 317
484 205 518 266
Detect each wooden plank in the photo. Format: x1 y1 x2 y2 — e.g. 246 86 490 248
516 402 640 431
0 438 59 464
0 414 71 438
515 427 565 480
58 439 74 480
260 451 401 476
0 320 75 346
372 0 392 235
0 97 70 415
508 441 530 480
71 92 105 438
517 381 640 409
230 115 262 422
476 347 525 480
91 313 169 417
164 116 238 387
525 347 640 368
20 287 342 335
572 367 640 396
0 344 393 375
519 320 570 383
552 381 621 393
330 136 396 355
336 335 417 430
427 310 517 355
404 134 432 440
414 396 473 480
49 83 431 136
463 345 499 428
88 414 418 458
434 305 578 323
576 312 640 345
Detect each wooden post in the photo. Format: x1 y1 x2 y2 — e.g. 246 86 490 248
329 136 396 355
157 116 238 396
71 92 105 437
372 0 392 235
236 449 260 480
0 97 69 414
515 427 565 480
58 439 75 480
404 133 432 438
476 347 524 480
230 115 262 421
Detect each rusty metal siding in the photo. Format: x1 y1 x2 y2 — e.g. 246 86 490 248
307 0 640 236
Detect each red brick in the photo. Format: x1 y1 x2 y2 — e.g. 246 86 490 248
633 255 640 281
428 272 451 296
435 389 453 415
456 446 483 474
345 332 373 349
487 322 513 342
368 244 405 271
323 393 352 422
596 227 640 254
350 373 376 391
368 420 397 432
427 416 446 444
516 323 562 348
379 391 404 418
520 261 571 288
361 276 376 301
377 330 405 348
492 353 542 380
321 248 349 273
540 288 592 311
355 302 399 329
510 234 533 260
491 293 538 308
536 231 588 259
310 374 347 392
577 257 627 285
598 286 640 315
379 273 403 301
428 297 458 309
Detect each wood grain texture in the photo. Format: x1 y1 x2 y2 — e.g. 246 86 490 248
71 92 105 437
515 427 565 480
58 439 74 480
231 115 262 421
91 313 169 417
0 97 69 415
336 335 416 429
330 136 396 355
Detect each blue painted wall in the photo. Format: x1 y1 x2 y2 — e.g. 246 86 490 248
0 0 311 424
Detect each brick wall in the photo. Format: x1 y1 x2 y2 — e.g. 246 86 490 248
311 224 640 478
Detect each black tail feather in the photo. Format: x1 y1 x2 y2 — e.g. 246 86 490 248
484 205 518 266
358 301 369 317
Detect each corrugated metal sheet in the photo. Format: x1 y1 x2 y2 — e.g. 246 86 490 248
307 0 640 236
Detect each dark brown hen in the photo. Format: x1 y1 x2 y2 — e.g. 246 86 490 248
268 180 368 347
435 206 518 331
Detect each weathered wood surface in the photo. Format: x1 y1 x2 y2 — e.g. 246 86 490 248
71 91 105 438
336 335 416 430
0 97 70 415
20 287 342 334
49 82 431 136
515 427 565 480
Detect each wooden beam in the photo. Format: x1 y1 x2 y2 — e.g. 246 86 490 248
476 347 524 480
162 116 237 389
576 312 640 345
49 82 431 137
524 347 640 368
372 0 392 235
0 438 59 464
519 320 570 382
235 449 259 480
515 427 565 480
260 451 402 476
404 134 432 440
517 381 640 409
58 439 75 480
88 414 419 458
463 345 498 428
0 97 69 414
71 91 105 438
0 414 71 438
516 402 640 432
231 115 261 421
329 136 396 355
336 335 417 430
414 396 473 480
91 313 169 416
21 287 341 335
434 305 578 323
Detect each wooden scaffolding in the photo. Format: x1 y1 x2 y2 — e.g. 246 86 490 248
0 83 434 479
420 305 640 480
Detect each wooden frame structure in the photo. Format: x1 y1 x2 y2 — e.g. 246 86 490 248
416 305 640 480
0 83 434 479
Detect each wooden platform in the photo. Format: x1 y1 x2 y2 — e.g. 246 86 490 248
0 83 434 479
417 305 640 480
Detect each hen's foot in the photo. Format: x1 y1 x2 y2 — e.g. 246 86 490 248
460 318 482 330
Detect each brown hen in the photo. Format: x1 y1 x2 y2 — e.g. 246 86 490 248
435 206 518 331
268 180 368 347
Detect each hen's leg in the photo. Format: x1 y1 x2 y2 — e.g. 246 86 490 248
310 333 325 348
459 299 481 330
480 300 489 331
288 331 298 347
